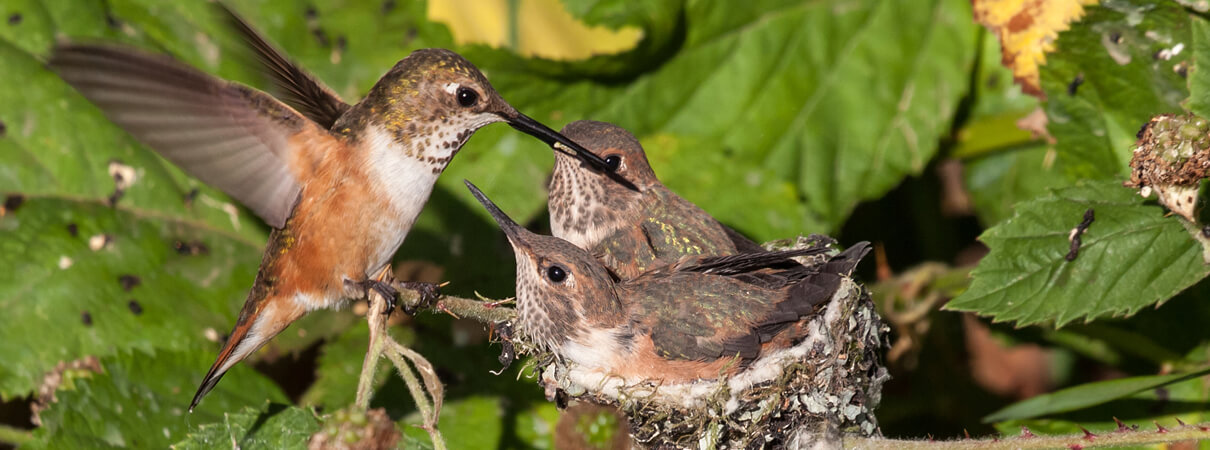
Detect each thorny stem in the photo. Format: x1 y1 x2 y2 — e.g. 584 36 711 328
845 421 1210 449
402 291 517 324
382 340 446 449
354 302 386 410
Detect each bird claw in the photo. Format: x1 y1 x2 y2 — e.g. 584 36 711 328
361 279 399 316
396 281 441 315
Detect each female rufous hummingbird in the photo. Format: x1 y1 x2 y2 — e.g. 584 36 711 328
549 120 762 280
467 180 869 383
49 21 612 410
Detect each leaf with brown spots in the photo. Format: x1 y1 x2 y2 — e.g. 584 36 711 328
973 0 1099 97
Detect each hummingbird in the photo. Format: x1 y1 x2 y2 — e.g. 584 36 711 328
548 120 763 280
50 24 612 410
466 180 869 383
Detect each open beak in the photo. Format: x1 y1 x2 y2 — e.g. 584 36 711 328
464 180 532 250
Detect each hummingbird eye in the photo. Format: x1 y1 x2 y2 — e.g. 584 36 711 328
456 87 479 108
546 265 567 283
604 155 622 171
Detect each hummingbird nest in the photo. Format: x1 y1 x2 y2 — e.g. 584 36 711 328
510 236 889 449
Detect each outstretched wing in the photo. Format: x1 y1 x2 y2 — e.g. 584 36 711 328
219 4 350 128
50 44 320 228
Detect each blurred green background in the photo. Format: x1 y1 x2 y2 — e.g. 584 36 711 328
4 0 1210 447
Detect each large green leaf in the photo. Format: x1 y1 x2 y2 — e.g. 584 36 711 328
172 403 321 449
26 349 290 448
1040 0 1191 180
0 196 261 398
458 0 977 236
946 181 1210 326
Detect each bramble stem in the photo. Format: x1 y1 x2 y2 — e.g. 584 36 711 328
845 420 1210 449
354 286 450 449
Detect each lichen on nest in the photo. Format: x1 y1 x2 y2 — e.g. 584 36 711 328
502 237 889 449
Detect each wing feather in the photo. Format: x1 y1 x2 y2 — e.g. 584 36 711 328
50 43 318 228
219 4 350 128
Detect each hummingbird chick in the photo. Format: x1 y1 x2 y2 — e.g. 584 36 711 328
549 120 763 280
467 181 869 384
50 11 612 411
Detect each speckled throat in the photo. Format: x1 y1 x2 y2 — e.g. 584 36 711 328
513 255 579 353
548 154 636 249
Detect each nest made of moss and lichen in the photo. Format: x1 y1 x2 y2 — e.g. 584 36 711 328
503 239 889 449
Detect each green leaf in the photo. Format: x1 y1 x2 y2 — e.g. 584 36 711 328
172 403 321 449
946 180 1210 326
400 396 504 449
1187 16 1210 118
984 368 1210 423
965 144 1064 226
0 196 261 399
456 0 977 237
1040 0 1191 180
27 349 290 449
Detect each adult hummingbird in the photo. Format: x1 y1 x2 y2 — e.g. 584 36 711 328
466 181 869 383
50 29 611 410
548 120 763 280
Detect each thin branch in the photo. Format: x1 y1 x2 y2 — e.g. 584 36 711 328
353 285 449 449
845 421 1210 449
400 290 517 324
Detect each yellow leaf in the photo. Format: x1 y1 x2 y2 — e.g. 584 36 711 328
428 0 642 60
973 0 1099 98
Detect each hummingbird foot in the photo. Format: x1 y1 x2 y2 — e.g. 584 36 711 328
396 281 442 315
361 279 400 316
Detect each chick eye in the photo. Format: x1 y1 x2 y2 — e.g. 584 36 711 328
546 265 567 283
456 87 479 107
604 155 622 171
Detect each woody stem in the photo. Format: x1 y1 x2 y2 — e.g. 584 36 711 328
399 290 517 324
354 302 386 410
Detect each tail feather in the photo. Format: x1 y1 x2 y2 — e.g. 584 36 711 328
753 242 872 341
189 297 300 411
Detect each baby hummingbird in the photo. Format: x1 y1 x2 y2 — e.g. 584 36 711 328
50 17 611 410
548 120 762 280
467 180 869 383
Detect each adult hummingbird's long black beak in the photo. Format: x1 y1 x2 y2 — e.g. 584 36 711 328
505 113 609 169
464 180 532 249
501 111 640 192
